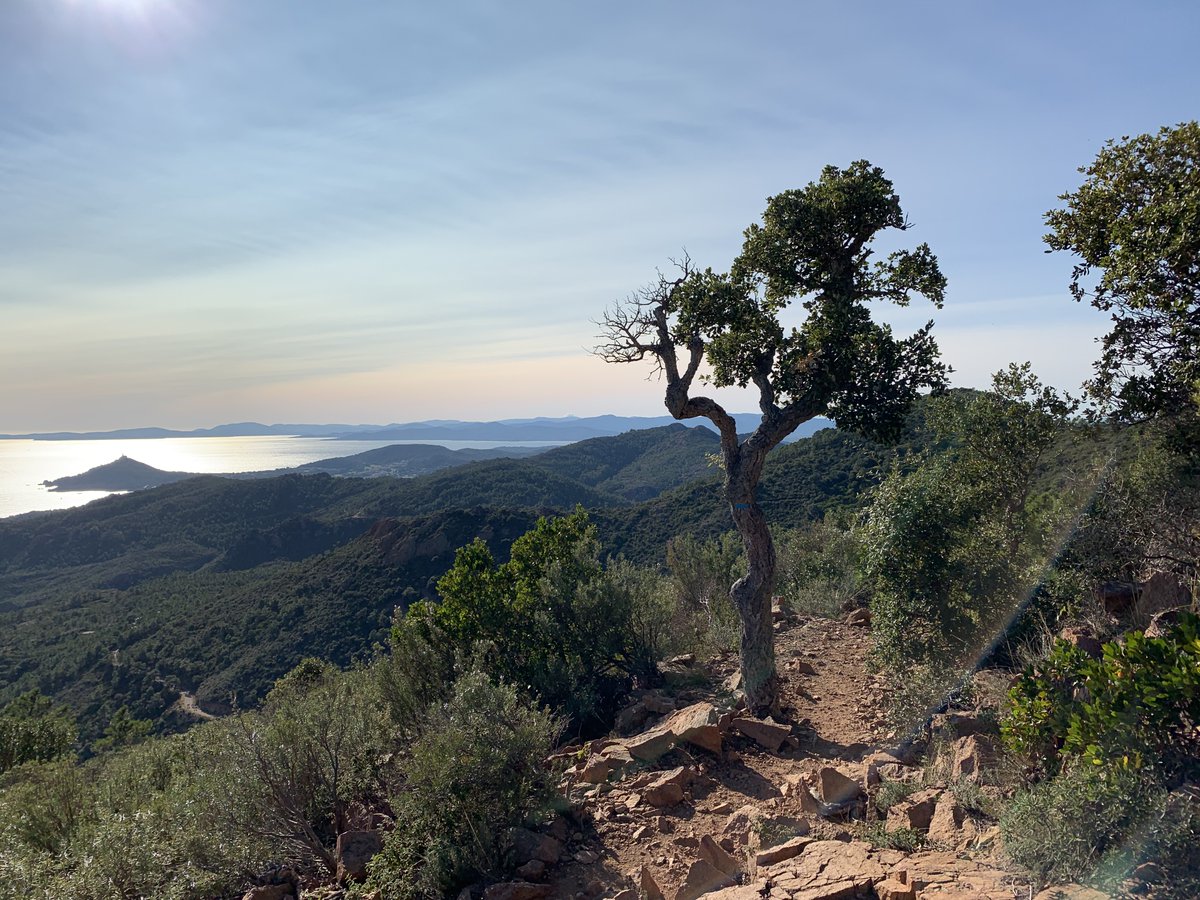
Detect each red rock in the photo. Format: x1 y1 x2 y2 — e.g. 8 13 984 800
576 754 614 784
673 858 736 900
817 767 862 805
641 865 666 900
514 859 545 880
886 789 940 832
698 834 742 875
624 727 676 762
755 835 811 866
1058 626 1103 658
644 767 693 807
662 702 724 754
951 734 994 783
846 608 872 626
730 716 791 752
335 830 383 883
875 878 917 900
722 804 764 845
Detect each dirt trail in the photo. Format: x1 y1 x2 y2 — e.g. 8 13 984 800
530 613 1047 900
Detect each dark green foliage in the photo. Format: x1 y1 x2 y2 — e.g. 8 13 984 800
1045 121 1200 424
415 509 640 731
1001 765 1160 886
364 670 562 899
0 692 76 775
860 367 1078 670
1 416 936 740
91 705 152 754
1002 613 1200 779
529 423 720 501
702 161 949 439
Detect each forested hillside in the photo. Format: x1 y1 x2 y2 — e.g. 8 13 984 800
0 420 928 740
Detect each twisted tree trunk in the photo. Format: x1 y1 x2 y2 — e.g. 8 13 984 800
725 444 779 714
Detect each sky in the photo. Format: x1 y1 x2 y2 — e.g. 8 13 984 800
2 1 1198 432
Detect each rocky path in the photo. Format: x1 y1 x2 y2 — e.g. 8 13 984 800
482 612 1108 900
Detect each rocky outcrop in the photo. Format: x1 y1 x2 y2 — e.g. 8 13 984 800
335 830 383 883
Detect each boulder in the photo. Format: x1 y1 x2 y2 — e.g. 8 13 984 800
1146 606 1188 638
624 727 677 762
698 833 742 875
730 716 791 752
510 828 563 865
622 702 724 761
846 608 872 627
757 840 884 899
891 850 1016 898
576 754 615 784
1058 625 1103 658
723 804 765 845
886 789 940 832
817 767 862 805
1136 571 1191 624
641 865 666 900
927 792 971 845
663 702 724 754
755 835 811 867
673 858 736 900
875 879 917 900
644 766 692 807
335 830 383 883
950 734 994 783
514 859 545 880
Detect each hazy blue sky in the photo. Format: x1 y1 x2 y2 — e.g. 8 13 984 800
2 1 1197 431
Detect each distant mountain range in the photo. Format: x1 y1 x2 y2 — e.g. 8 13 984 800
1 414 831 443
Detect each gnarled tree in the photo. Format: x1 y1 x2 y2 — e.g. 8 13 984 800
1045 121 1200 425
597 161 947 713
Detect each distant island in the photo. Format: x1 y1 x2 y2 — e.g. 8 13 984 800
3 414 831 443
42 456 195 492
40 443 548 492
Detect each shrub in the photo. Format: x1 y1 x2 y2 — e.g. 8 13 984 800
0 692 77 775
1001 765 1158 885
1002 613 1200 778
775 521 863 618
364 670 563 899
220 662 393 872
424 509 639 731
665 531 743 654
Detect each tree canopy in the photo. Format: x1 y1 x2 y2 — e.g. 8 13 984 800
598 161 947 712
1045 122 1200 423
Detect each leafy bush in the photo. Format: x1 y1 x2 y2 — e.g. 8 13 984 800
665 531 743 654
219 661 393 872
1002 613 1200 778
364 670 562 900
0 692 77 775
0 728 271 900
860 367 1076 671
775 521 862 618
1001 765 1159 885
419 508 642 731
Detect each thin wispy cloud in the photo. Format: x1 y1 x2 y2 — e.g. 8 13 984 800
2 1 1197 430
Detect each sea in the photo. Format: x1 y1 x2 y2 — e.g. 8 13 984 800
0 436 559 520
